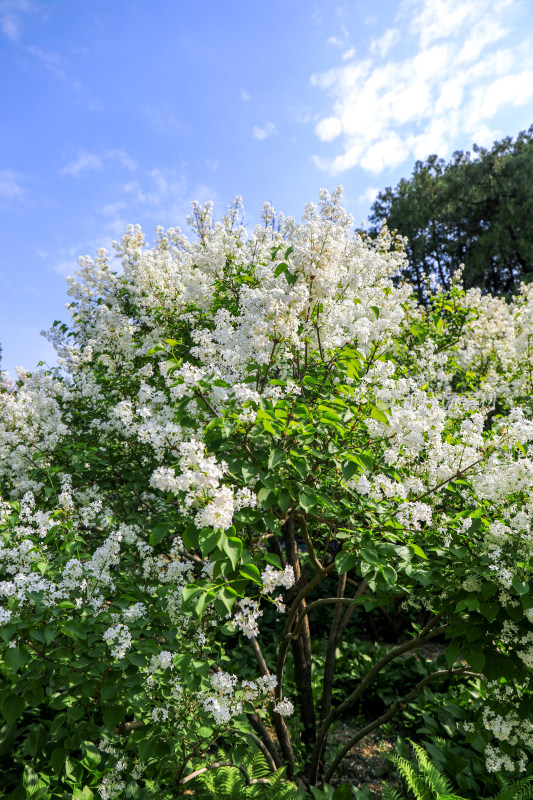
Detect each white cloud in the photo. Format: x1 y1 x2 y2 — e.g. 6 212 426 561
240 88 251 102
60 151 103 178
0 169 23 199
358 186 380 205
370 28 400 58
0 0 33 40
106 149 137 171
60 149 136 178
311 0 533 174
342 47 355 60
118 167 221 228
316 116 342 142
327 35 344 47
253 122 278 140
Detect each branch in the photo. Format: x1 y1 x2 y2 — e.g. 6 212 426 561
250 636 271 677
275 562 336 693
290 597 364 641
295 512 323 574
194 389 219 418
323 667 482 782
308 617 447 784
247 713 282 770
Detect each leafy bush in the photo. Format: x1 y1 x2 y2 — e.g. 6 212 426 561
1 190 533 797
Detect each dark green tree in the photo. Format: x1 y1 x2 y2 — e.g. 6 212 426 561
368 125 533 300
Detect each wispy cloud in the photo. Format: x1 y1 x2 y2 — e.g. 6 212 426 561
0 169 24 199
240 88 251 102
60 151 103 178
60 149 136 178
0 0 33 41
113 167 221 231
311 0 532 174
358 186 379 205
253 122 278 140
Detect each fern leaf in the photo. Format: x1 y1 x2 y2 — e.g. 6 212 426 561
381 784 406 800
393 754 433 800
491 777 533 800
411 741 454 796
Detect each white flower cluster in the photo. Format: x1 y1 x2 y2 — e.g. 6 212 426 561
201 670 285 726
103 623 132 660
231 598 263 638
261 564 295 594
150 440 256 532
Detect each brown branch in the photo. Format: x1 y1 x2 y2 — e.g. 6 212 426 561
246 731 279 773
250 636 271 677
323 667 482 782
320 574 347 724
295 512 323 573
194 389 218 419
275 562 335 693
247 713 282 770
308 617 447 784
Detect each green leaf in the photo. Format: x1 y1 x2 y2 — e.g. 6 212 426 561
1 694 24 725
332 784 353 800
198 528 221 557
264 553 282 569
268 448 284 469
263 419 281 437
222 536 243 570
4 645 28 670
274 262 289 278
335 551 356 575
43 626 57 645
240 564 262 584
50 747 66 774
257 486 277 508
370 406 389 426
125 781 141 799
284 269 298 286
409 544 428 560
445 640 461 667
512 577 529 596
23 765 43 792
150 522 172 546
356 452 374 471
197 590 216 616
465 648 485 673
342 459 359 481
299 491 316 512
72 788 94 800
381 565 397 584
215 586 238 615
278 488 292 513
103 706 125 730
369 305 380 319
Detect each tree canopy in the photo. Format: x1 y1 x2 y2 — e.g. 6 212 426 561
368 126 533 301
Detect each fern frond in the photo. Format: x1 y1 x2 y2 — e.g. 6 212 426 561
393 754 433 800
491 777 533 800
381 784 406 800
410 740 454 796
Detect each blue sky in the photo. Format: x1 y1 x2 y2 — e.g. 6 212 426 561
1 0 533 377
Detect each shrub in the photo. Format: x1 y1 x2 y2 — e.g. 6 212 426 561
1 189 533 796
